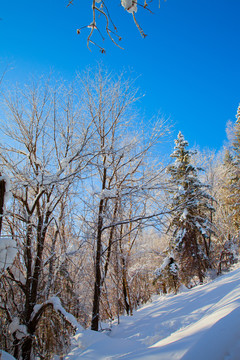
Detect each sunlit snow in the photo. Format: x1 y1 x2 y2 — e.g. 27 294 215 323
64 265 240 360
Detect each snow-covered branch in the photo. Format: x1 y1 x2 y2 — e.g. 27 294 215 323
31 296 83 332
0 237 17 274
72 0 158 52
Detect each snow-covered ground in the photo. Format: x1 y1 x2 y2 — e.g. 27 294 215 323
2 266 240 360
64 266 240 360
0 350 16 360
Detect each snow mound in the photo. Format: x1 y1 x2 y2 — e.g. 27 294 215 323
64 265 240 359
0 350 16 360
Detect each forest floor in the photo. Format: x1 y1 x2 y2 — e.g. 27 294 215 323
64 264 240 360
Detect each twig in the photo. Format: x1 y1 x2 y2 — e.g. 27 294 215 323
132 12 147 38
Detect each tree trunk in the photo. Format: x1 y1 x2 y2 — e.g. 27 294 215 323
0 176 6 235
121 257 132 316
91 196 105 331
91 241 102 331
91 160 108 331
21 336 33 360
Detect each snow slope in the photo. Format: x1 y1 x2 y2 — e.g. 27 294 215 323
65 266 240 360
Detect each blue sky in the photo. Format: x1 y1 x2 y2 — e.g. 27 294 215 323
1 0 240 151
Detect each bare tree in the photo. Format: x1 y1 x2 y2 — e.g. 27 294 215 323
0 69 171 360
0 78 92 359
76 68 170 331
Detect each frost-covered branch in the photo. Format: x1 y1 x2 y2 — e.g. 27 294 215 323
102 206 176 231
71 0 162 52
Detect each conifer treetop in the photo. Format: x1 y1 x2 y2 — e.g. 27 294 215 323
236 104 240 124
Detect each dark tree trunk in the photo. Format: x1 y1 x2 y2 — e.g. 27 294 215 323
0 175 6 236
91 196 105 331
121 257 132 316
91 223 102 331
91 163 107 331
193 237 204 284
19 209 51 357
13 338 20 359
21 336 33 360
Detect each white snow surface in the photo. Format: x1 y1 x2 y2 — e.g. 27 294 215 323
0 350 16 360
64 265 240 360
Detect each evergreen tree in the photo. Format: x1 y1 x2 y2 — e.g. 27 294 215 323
214 106 240 273
167 132 215 285
154 255 180 294
219 148 236 237
229 105 240 232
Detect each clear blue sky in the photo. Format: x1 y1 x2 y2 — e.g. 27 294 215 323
1 0 240 150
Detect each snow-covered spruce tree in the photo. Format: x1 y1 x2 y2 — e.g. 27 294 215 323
167 132 215 285
228 105 240 233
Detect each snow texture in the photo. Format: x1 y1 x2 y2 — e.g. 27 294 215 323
9 317 28 340
0 350 16 360
64 264 240 359
121 0 137 13
99 189 117 199
180 208 188 220
154 255 173 277
0 237 17 272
